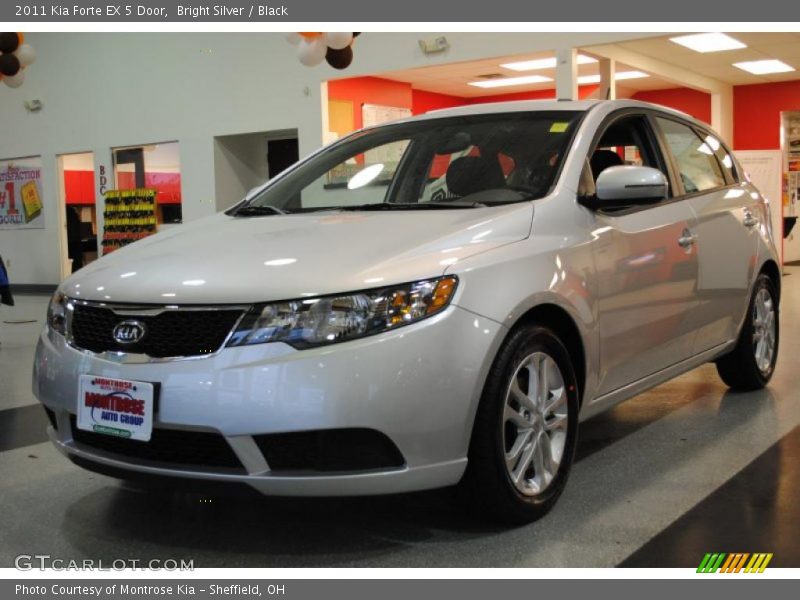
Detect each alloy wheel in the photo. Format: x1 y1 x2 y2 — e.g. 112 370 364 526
502 352 569 496
753 287 776 375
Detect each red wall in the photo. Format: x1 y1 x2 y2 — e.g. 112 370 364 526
733 80 800 150
115 172 182 204
468 85 600 104
64 170 182 205
411 89 467 114
64 170 96 205
631 88 712 124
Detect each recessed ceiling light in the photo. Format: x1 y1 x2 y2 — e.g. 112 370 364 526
733 59 795 75
577 71 649 84
615 70 649 81
670 33 746 53
468 74 553 88
500 54 597 72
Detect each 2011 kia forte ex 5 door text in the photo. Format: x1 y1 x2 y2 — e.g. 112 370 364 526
34 100 780 523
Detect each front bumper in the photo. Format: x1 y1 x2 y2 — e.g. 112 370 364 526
34 305 504 496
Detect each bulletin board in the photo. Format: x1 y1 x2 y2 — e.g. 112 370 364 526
362 103 412 128
0 156 45 230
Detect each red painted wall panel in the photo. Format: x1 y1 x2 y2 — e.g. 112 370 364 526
631 88 712 124
733 80 800 150
64 170 96 205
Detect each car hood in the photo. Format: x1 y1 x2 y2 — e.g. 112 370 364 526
62 204 533 304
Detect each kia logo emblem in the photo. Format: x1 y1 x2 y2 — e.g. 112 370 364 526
112 320 146 345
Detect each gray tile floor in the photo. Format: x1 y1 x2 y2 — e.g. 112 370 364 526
1 270 799 567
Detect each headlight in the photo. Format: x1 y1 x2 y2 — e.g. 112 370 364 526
228 276 458 349
47 291 67 335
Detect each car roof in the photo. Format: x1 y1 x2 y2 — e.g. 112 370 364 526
405 98 698 127
420 99 602 118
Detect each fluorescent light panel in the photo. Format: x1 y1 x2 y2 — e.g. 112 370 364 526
501 54 597 72
576 70 649 84
733 59 795 75
468 74 553 88
670 33 746 53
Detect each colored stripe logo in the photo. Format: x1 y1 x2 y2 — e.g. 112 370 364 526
697 553 773 573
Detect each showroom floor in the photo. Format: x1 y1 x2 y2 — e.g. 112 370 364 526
1 271 799 568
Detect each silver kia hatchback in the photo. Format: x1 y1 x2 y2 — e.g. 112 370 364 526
35 99 780 523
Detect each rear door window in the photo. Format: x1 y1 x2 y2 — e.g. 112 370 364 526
655 117 726 194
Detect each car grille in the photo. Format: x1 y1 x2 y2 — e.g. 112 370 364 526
70 415 244 472
69 303 244 358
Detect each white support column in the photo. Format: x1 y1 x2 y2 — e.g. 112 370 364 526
598 58 616 100
711 86 733 142
555 47 578 101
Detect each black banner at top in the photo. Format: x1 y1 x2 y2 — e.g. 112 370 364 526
2 0 800 22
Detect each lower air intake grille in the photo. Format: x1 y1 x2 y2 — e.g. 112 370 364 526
254 428 405 473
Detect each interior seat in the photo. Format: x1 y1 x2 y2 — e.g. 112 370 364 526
445 156 507 198
590 149 624 181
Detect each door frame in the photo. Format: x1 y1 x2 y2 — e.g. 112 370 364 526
55 151 96 281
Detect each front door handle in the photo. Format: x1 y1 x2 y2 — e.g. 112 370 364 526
678 229 697 249
743 210 759 228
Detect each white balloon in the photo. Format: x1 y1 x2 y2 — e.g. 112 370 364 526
4 70 25 88
325 32 353 51
15 44 36 67
297 38 326 67
285 32 302 46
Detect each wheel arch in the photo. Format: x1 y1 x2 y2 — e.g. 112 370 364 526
759 259 781 301
512 303 587 406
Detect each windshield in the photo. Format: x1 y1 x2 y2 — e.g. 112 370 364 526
235 111 582 214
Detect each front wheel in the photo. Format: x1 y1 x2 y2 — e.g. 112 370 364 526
461 325 579 524
716 274 779 390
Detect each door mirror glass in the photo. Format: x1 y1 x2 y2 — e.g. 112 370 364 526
595 165 668 204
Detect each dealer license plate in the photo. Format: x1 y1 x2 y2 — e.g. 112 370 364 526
77 375 154 442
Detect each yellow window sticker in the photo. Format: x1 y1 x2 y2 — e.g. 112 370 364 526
550 122 569 133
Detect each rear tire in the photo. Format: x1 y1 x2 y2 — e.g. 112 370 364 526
716 274 779 391
461 324 579 524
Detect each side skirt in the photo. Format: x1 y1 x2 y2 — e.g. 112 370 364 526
579 341 735 422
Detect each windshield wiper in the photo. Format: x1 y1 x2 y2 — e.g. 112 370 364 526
232 204 288 217
330 202 486 212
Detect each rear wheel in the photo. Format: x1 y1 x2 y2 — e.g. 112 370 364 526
461 325 579 524
716 274 779 390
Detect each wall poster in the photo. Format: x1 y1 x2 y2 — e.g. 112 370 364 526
0 156 45 230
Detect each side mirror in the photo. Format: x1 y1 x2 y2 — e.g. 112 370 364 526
581 165 668 210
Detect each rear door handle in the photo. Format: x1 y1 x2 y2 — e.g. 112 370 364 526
678 229 697 249
743 210 759 228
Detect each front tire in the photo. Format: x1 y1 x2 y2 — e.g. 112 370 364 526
716 274 779 390
461 325 579 524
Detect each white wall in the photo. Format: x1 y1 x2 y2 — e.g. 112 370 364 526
0 31 659 285
213 133 270 211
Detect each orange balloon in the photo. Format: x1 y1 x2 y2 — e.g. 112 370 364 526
299 32 321 39
17 32 24 44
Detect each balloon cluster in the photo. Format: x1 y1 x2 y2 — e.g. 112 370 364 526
286 32 361 70
0 33 35 89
